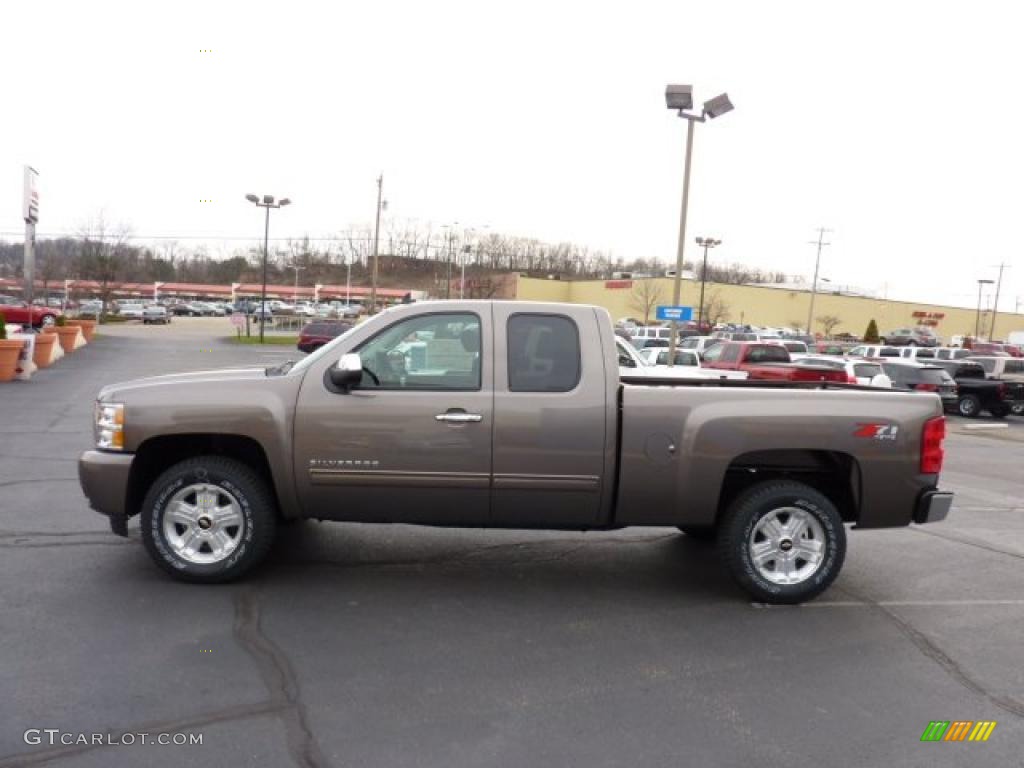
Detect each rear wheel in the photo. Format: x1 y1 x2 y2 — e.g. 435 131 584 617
717 480 846 604
958 394 981 418
141 456 277 583
1012 403 1024 416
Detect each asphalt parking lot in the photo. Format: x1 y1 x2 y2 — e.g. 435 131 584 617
2 318 1023 768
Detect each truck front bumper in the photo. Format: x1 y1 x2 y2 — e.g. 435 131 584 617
78 450 134 536
913 490 954 525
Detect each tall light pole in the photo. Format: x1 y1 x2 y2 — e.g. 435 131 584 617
806 227 831 335
442 222 459 299
989 263 1009 340
975 278 994 340
370 174 386 314
694 237 720 330
245 193 291 343
664 85 733 367
289 264 305 302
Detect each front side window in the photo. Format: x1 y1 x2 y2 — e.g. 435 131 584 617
508 314 581 392
355 312 481 390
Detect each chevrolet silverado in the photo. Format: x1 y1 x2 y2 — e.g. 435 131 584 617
79 301 953 603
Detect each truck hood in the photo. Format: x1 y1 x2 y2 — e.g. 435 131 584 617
98 367 269 401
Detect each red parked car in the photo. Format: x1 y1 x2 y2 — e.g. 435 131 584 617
0 294 61 327
297 320 353 354
702 342 851 382
966 342 1012 357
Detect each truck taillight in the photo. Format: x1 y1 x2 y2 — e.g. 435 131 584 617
914 383 938 392
997 382 1006 399
921 416 946 474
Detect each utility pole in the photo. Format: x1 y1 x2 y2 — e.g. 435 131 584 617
289 265 305 302
370 174 384 314
989 263 1009 340
805 227 831 335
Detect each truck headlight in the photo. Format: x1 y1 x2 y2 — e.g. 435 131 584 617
95 402 125 451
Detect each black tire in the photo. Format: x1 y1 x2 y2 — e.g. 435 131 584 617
958 394 981 418
717 480 846 604
989 404 1009 419
1012 403 1024 416
677 525 716 541
141 456 277 583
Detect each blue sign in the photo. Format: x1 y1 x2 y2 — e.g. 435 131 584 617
656 305 693 322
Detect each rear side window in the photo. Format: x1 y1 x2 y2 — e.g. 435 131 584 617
879 347 900 357
970 358 996 373
920 368 952 385
305 323 325 335
915 348 935 359
1006 360 1024 374
956 365 985 379
508 314 581 392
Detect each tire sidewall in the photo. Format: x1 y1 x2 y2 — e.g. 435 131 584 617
724 484 845 603
143 461 261 581
958 396 979 417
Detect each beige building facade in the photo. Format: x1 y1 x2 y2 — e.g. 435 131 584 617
515 276 1024 342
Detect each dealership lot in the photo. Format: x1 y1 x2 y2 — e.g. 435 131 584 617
1 321 1023 768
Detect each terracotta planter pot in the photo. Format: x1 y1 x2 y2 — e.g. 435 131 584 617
33 332 57 368
51 326 81 353
66 319 97 342
0 339 24 382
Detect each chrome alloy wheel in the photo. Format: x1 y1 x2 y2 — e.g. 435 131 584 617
162 484 244 565
748 507 826 585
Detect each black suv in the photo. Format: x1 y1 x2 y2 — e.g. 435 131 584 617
880 361 958 411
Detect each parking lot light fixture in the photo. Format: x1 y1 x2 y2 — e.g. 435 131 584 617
665 84 734 366
245 193 292 343
976 278 994 340
695 237 721 331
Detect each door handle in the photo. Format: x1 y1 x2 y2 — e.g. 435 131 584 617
435 411 483 423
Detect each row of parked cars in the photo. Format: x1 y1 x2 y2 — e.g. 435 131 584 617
619 324 1024 419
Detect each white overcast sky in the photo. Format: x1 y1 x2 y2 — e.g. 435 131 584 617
2 0 1022 312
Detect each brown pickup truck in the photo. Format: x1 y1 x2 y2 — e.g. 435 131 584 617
79 301 953 604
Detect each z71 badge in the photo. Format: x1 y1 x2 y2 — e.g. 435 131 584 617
854 423 899 441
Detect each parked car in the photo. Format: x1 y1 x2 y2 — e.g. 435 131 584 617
116 301 146 319
640 347 702 367
142 305 171 325
931 360 1024 418
616 338 747 380
631 337 670 350
297 320 354 353
879 361 959 411
702 342 850 382
847 344 902 359
0 294 61 327
963 341 1009 357
799 356 892 388
775 340 809 358
679 335 724 357
880 328 940 347
77 300 103 318
934 347 971 361
80 300 953 602
813 342 854 356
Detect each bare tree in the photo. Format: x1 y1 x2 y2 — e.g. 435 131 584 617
816 314 842 337
629 280 665 325
701 290 731 326
76 214 132 316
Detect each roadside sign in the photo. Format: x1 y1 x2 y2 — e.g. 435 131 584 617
230 312 245 328
656 305 693 322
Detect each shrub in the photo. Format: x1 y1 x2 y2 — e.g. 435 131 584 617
0 312 6 340
864 319 880 343
55 315 67 327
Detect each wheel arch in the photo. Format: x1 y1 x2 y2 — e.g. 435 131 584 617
716 449 861 525
126 433 289 522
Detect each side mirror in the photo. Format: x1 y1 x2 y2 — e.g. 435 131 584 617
329 352 363 392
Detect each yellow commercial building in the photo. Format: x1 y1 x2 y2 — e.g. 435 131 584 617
514 276 1024 342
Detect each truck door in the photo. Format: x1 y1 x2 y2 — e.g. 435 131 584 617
292 308 493 525
489 305 610 527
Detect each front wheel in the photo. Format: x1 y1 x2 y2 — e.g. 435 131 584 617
141 456 277 583
717 480 846 604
